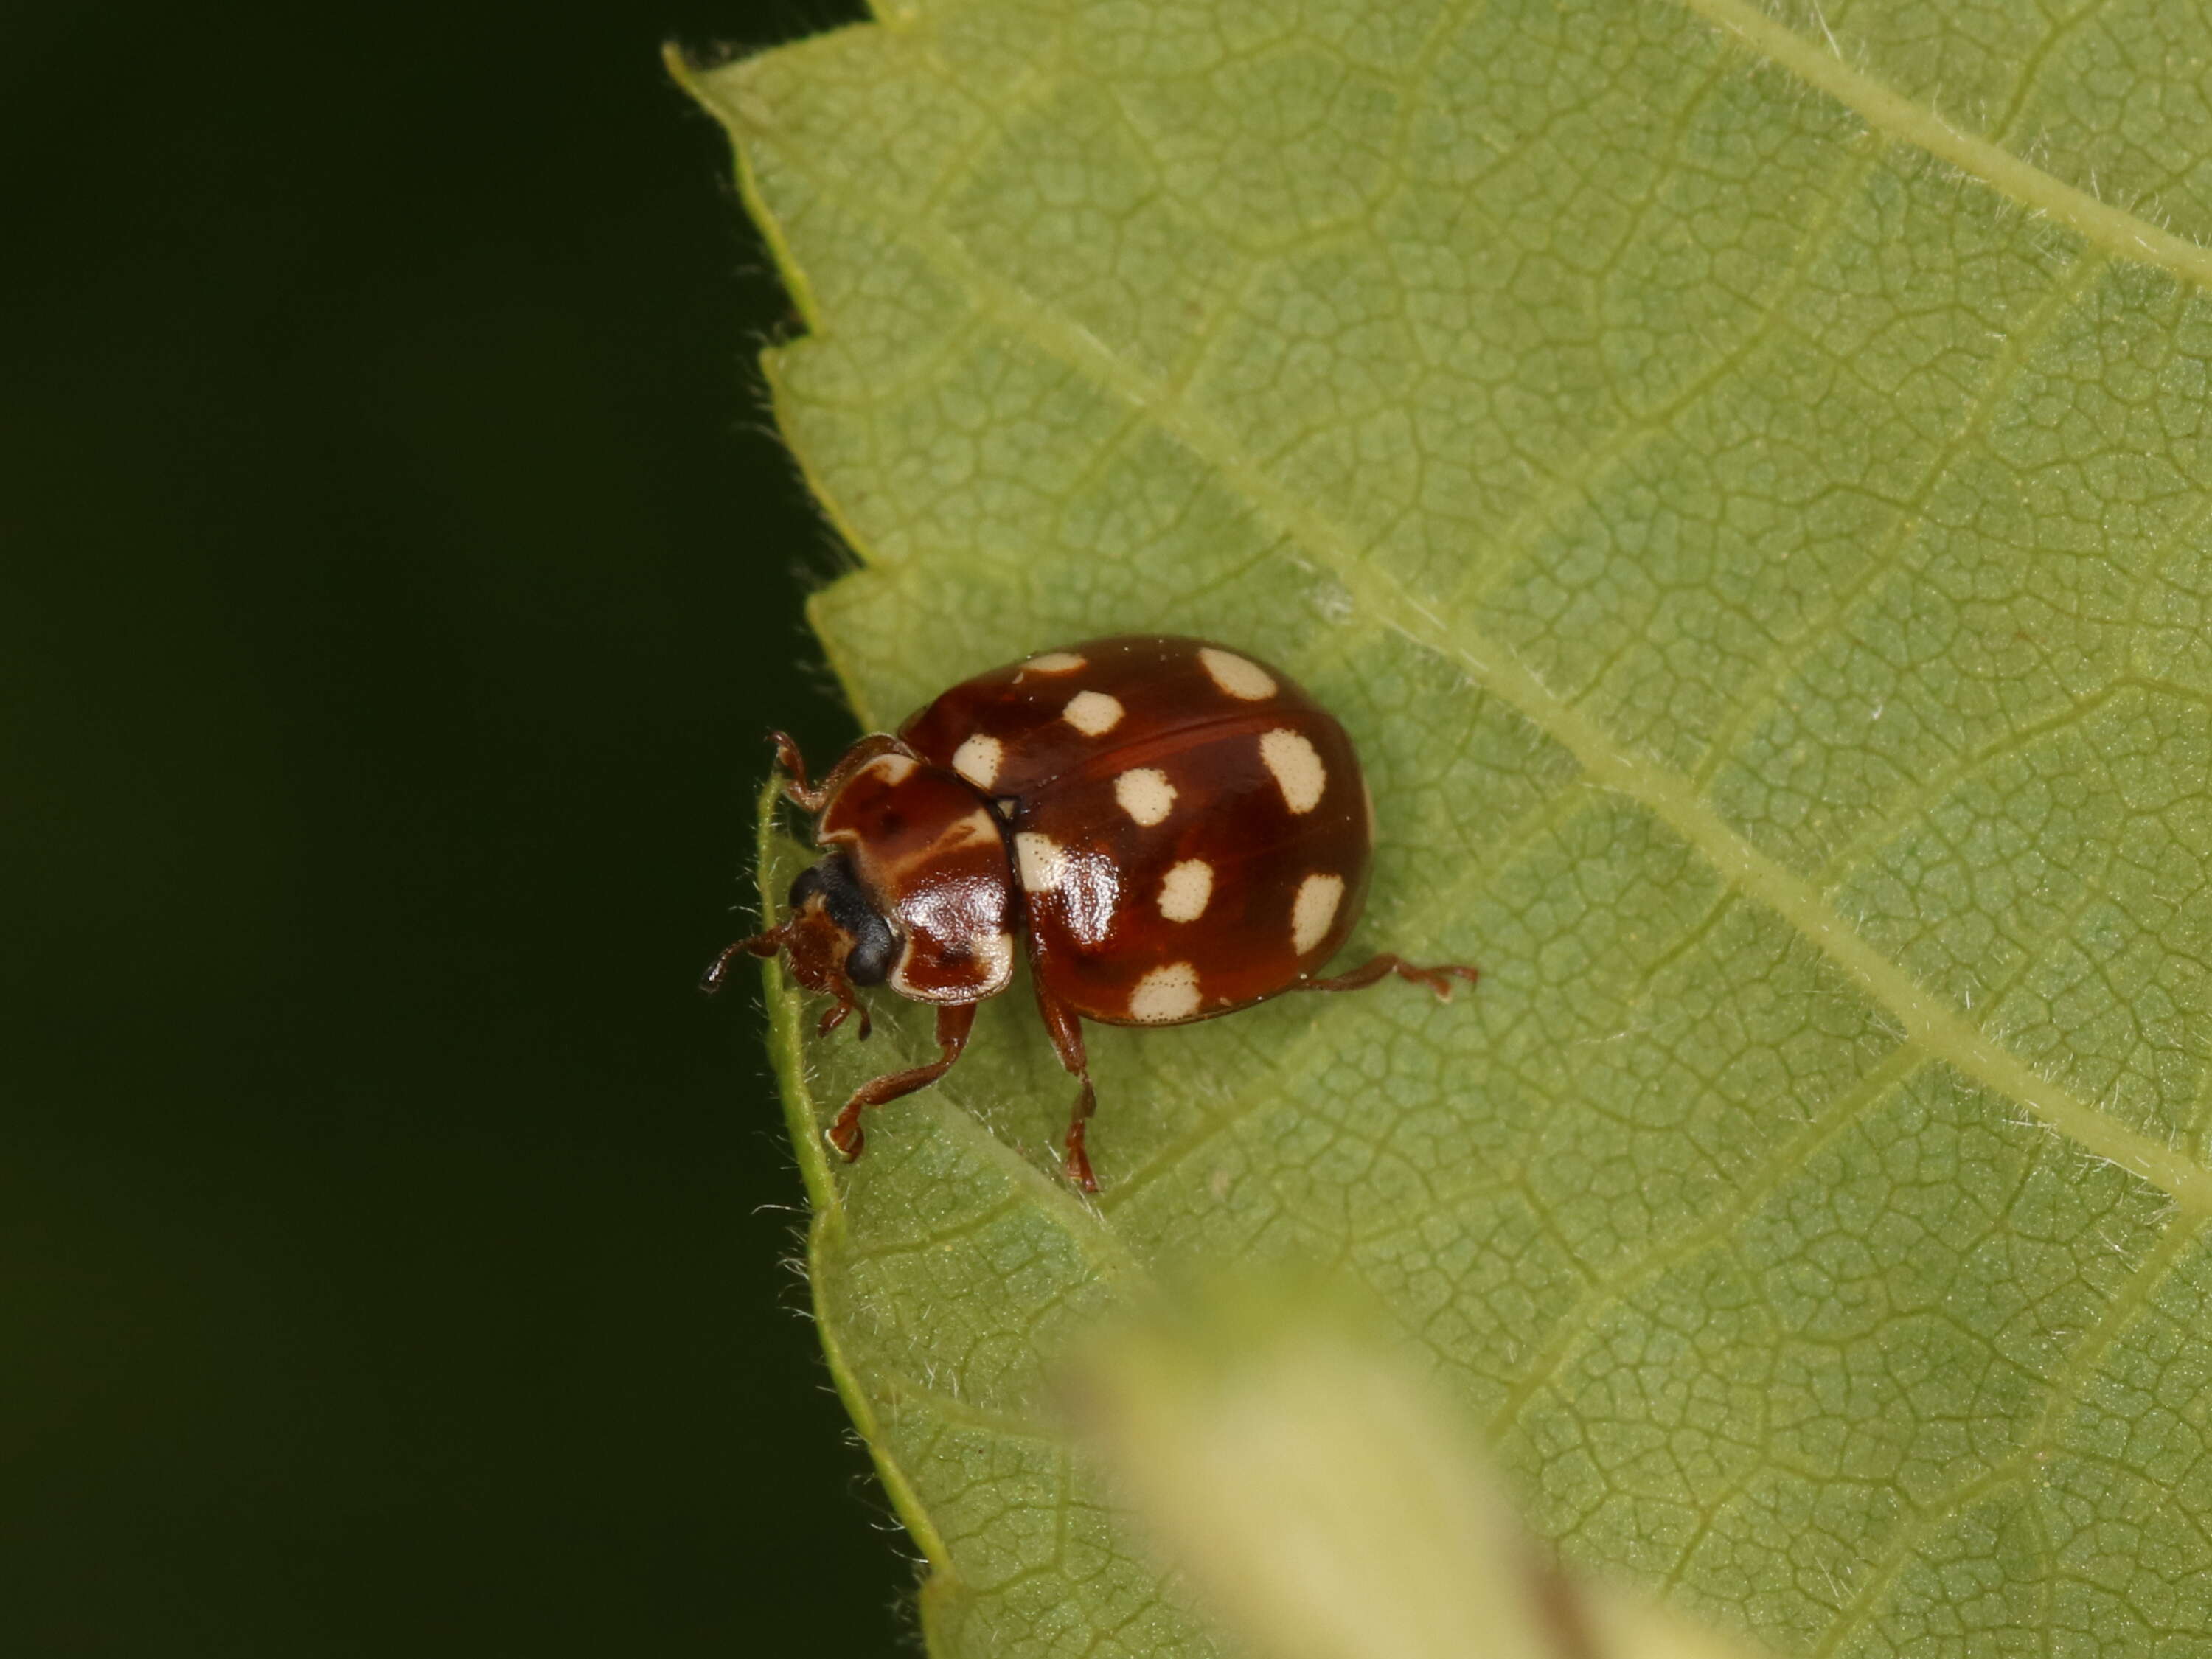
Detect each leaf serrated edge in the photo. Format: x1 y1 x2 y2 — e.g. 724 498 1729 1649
678 17 2212 1648
746 769 966 1599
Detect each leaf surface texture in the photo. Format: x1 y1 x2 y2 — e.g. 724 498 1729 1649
689 3 2212 1653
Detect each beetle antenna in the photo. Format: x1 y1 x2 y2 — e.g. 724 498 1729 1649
699 926 786 996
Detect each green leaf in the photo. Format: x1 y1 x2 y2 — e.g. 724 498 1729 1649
682 3 2212 1655
1069 1277 1778 1659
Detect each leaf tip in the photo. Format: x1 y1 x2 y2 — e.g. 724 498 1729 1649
659 38 701 94
663 35 781 137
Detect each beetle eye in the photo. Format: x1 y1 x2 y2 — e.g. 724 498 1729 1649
841 914 895 987
803 855 897 987
785 866 827 911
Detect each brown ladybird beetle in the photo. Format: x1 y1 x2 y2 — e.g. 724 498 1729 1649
706 635 1478 1192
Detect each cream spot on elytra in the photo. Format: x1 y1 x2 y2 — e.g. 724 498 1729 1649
1157 859 1212 922
1023 651 1086 676
1198 647 1276 700
1259 728 1326 813
861 754 918 787
1291 872 1346 956
888 947 922 998
1015 832 1068 893
971 931 1014 983
951 733 1002 790
1114 767 1176 826
1063 691 1124 736
1128 961 1201 1023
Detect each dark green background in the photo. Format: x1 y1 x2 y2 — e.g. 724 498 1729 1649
4 2 915 1651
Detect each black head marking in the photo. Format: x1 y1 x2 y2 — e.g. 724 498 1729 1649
792 855 896 986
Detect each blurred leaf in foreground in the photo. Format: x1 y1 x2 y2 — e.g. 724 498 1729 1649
1071 1281 1775 1659
681 0 2212 1655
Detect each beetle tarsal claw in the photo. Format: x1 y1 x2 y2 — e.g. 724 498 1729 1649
814 990 875 1041
765 728 815 803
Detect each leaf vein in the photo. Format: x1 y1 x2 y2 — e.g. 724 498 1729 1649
1676 0 2212 292
1810 1211 2208 1658
1431 147 1878 616
751 130 2212 1221
1688 244 2115 793
1486 1041 1925 1439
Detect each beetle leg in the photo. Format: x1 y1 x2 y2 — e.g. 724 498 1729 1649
1034 989 1102 1193
765 729 824 811
827 1001 977 1163
1062 1077 1100 1194
816 984 872 1041
767 728 913 814
700 922 872 1041
1298 953 1481 1001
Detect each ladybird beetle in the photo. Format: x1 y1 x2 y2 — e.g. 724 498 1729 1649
706 635 1477 1192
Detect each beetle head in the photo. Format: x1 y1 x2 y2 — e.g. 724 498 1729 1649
700 737 1015 1023
700 852 894 1039
779 855 897 991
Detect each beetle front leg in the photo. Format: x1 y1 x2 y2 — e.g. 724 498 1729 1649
764 729 825 811
827 1001 977 1163
766 729 911 815
815 982 872 1041
698 922 872 1041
